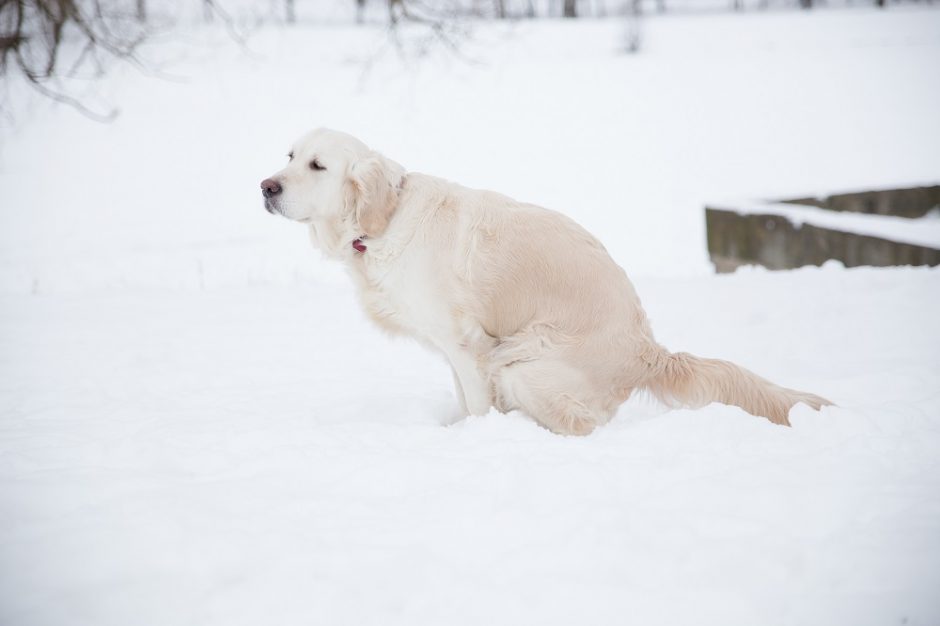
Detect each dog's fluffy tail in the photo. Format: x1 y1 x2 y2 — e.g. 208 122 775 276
642 349 830 426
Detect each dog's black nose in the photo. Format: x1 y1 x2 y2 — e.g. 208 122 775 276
261 178 282 198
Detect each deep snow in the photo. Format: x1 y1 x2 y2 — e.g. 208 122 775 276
1 7 939 626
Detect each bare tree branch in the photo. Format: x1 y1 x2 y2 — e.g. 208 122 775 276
1 0 151 119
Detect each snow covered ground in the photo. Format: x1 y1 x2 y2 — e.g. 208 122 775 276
2 7 940 626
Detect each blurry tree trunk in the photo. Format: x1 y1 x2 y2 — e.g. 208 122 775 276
525 0 536 17
356 0 366 23
203 0 214 22
286 0 296 23
563 0 577 17
657 0 667 13
875 0 885 7
799 0 813 8
495 0 506 18
135 0 146 22
625 0 642 53
388 0 402 23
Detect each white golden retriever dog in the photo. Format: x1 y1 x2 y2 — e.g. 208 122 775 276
261 128 829 435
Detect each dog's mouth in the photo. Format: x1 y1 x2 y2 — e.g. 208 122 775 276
264 201 313 225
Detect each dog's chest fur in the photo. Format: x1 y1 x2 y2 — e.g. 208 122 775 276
354 244 459 353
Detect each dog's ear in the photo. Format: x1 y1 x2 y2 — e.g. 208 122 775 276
346 151 405 238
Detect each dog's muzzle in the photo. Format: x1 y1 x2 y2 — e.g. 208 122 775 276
261 178 282 198
261 178 282 214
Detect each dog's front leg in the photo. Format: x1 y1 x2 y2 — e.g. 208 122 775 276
446 348 492 416
450 366 469 416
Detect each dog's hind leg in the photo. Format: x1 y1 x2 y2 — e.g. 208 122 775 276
495 358 611 436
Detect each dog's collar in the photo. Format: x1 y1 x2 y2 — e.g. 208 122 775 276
352 236 367 253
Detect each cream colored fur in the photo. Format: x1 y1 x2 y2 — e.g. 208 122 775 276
262 128 830 435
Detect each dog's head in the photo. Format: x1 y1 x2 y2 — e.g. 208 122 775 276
261 128 405 256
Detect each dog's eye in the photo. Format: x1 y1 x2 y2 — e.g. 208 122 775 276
287 152 293 161
309 159 326 171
